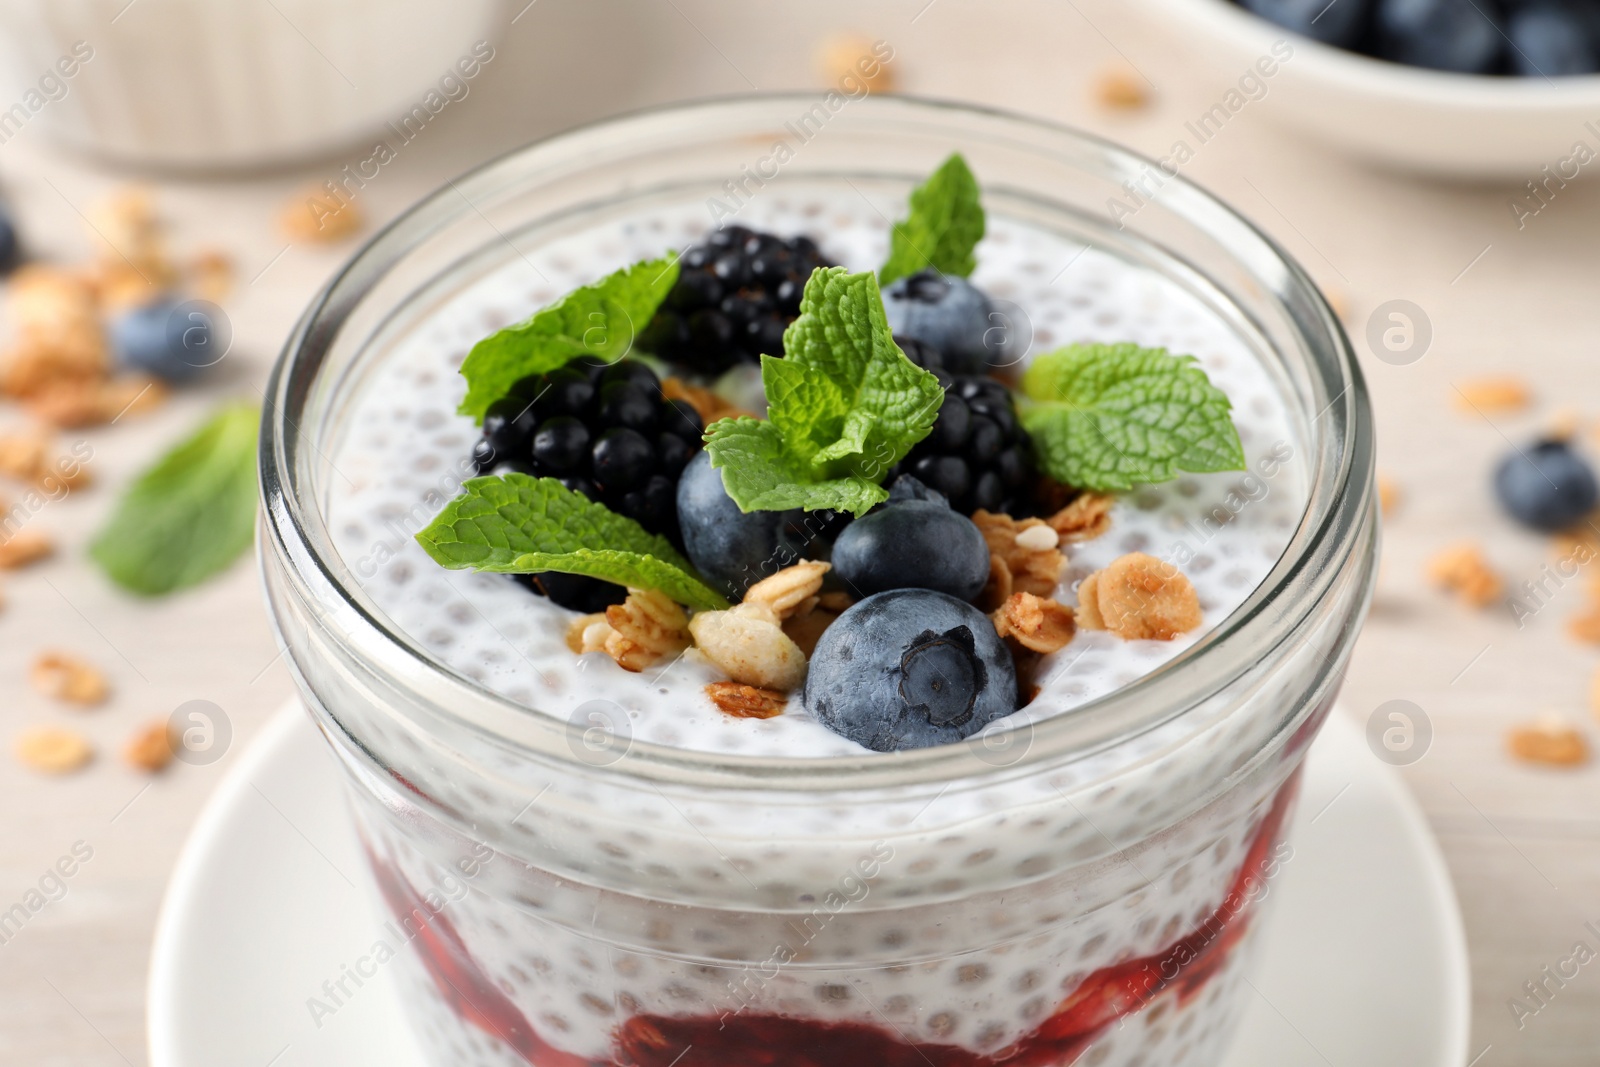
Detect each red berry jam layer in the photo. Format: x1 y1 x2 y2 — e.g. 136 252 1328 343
366 770 1298 1067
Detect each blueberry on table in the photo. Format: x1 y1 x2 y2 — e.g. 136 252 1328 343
882 269 1006 376
1374 0 1503 73
1507 4 1600 76
831 496 990 602
0 205 21 274
804 589 1018 752
1494 439 1598 531
110 297 223 383
676 451 820 600
1242 0 1372 47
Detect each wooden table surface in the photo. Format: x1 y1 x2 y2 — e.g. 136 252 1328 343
1 2 1594 1063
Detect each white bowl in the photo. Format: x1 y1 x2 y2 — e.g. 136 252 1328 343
1152 0 1600 179
0 0 503 171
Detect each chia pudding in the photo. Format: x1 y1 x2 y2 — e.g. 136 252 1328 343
260 98 1376 1067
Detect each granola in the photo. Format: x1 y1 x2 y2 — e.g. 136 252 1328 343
705 682 788 720
1506 715 1589 767
1047 492 1114 543
31 652 109 706
1454 377 1530 414
1426 542 1502 607
991 592 1076 654
14 726 94 774
972 510 1065 598
123 720 175 772
690 600 808 691
1093 65 1150 110
0 529 54 570
581 589 692 672
1075 552 1202 641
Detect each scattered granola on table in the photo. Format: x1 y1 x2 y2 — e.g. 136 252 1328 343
1426 542 1503 608
1506 715 1589 768
123 720 176 772
30 652 110 706
14 726 94 774
1454 376 1531 414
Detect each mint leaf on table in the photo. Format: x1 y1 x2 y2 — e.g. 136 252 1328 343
458 255 680 424
89 401 260 596
1019 343 1246 492
879 153 985 286
703 267 945 517
416 473 729 610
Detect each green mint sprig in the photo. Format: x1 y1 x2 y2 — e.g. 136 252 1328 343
1019 343 1246 492
415 474 729 611
703 267 944 518
879 153 985 286
458 255 679 424
90 401 260 596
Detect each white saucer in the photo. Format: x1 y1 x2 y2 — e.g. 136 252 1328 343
148 705 1470 1066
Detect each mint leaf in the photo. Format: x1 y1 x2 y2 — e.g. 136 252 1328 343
704 418 889 516
703 267 944 517
89 401 260 596
1019 343 1246 492
416 473 729 610
879 153 985 286
458 256 679 424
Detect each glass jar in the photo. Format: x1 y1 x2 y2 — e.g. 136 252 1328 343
260 96 1376 1067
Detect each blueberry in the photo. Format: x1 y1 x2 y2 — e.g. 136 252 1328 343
1508 4 1600 75
882 270 1006 375
833 500 990 601
522 571 626 613
1494 439 1598 531
893 335 945 372
887 473 949 506
676 451 813 600
1242 0 1372 46
1374 0 1503 73
804 589 1018 752
0 206 21 275
110 297 219 383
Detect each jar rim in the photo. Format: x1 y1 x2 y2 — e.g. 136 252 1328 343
260 93 1375 792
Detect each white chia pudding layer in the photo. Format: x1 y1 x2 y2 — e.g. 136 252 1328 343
302 188 1322 1066
325 195 1307 759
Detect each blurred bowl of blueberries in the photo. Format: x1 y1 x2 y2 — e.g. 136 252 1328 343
1154 0 1600 177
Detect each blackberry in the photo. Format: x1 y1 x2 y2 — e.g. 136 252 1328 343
889 373 1037 516
641 226 832 377
469 359 705 612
